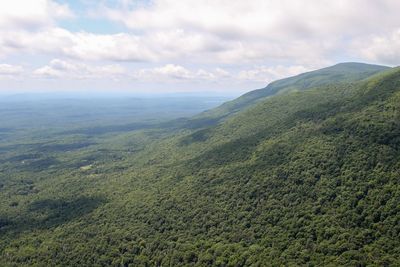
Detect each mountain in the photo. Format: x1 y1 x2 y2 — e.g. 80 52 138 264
183 62 389 128
1 63 399 266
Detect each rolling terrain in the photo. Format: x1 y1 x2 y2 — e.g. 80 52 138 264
0 63 399 266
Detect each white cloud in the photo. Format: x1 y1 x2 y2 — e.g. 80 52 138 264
0 27 330 66
101 0 400 38
1 0 399 69
0 0 73 29
132 64 231 82
1 0 399 66
0 64 24 76
354 29 400 66
134 64 192 80
32 61 309 87
1 0 400 92
0 28 151 61
238 65 310 82
0 0 75 58
95 0 400 64
33 65 60 78
33 59 126 79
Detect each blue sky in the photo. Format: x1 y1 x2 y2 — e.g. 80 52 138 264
56 0 126 33
0 0 399 95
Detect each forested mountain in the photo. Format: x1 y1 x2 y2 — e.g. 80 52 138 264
185 63 389 128
1 63 399 266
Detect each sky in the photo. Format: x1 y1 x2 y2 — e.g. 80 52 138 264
0 0 399 95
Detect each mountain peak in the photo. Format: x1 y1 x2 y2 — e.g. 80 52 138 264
323 62 389 72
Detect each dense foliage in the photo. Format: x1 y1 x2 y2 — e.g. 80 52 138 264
0 63 399 266
190 62 388 126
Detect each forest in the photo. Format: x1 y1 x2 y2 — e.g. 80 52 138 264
0 63 399 266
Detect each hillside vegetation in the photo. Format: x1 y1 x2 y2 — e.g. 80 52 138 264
186 62 388 127
0 63 399 266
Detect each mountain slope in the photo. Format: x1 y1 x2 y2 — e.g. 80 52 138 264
129 67 400 266
184 62 389 128
1 64 399 266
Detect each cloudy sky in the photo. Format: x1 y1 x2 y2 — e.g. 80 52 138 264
0 0 399 94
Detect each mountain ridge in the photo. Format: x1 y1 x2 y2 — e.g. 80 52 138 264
1 63 399 266
182 62 389 129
